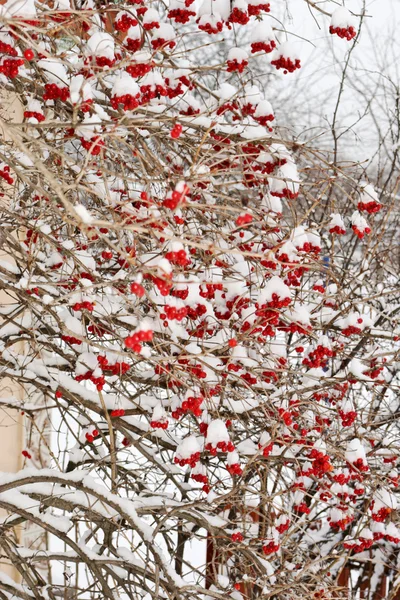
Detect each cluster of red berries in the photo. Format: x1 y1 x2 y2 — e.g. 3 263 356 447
216 102 239 117
339 410 357 427
254 113 274 127
251 40 276 54
348 457 369 472
262 541 280 555
114 13 138 31
275 519 290 534
236 213 253 226
272 186 299 200
111 408 126 417
296 241 321 254
363 358 385 380
329 25 356 41
371 507 392 522
22 449 32 459
174 451 201 468
352 224 371 239
231 532 244 542
170 123 183 138
43 83 69 101
24 231 39 246
24 110 45 122
125 37 143 53
205 440 235 456
139 83 168 104
271 56 301 74
26 287 40 296
328 514 354 531
308 449 333 476
341 325 362 337
259 442 273 457
172 395 203 419
80 99 94 113
0 164 14 185
0 40 17 56
72 301 94 312
267 292 292 309
284 266 306 287
143 18 160 31
163 183 190 210
329 224 346 235
165 249 189 266
87 324 107 336
357 200 381 214
199 422 208 436
371 530 385 542
385 532 400 544
143 273 172 296
111 93 139 111
197 19 223 35
293 502 310 514
80 136 105 155
248 2 270 16
344 537 373 553
168 8 196 23
130 282 145 297
277 407 292 426
85 429 99 443
228 7 249 25
303 344 333 369
227 462 243 476
94 56 115 68
226 57 248 73
186 304 207 321
227 362 241 373
191 472 208 484
151 37 176 51
125 329 153 352
0 57 24 79
62 335 82 345
161 305 187 321
252 306 280 333
333 472 351 484
166 81 185 99
97 356 130 376
240 372 257 385
199 282 223 300
76 371 105 391
150 419 168 429
126 63 153 78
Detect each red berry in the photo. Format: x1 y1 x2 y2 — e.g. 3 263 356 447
24 49 34 61
130 282 145 297
171 124 183 139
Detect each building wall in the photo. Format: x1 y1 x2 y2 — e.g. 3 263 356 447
0 89 24 581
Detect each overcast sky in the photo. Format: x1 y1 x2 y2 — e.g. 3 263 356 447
269 0 400 164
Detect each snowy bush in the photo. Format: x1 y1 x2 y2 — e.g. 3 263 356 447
0 1 398 599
